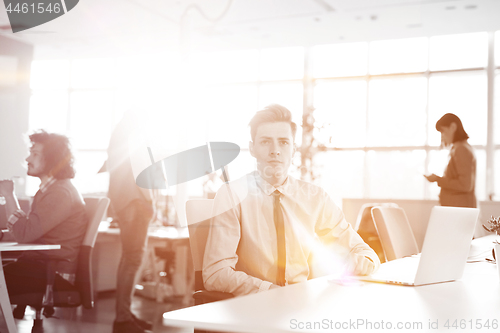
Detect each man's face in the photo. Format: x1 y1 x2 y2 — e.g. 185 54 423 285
249 122 294 185
26 143 46 178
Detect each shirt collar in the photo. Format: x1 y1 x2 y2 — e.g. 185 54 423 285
253 171 294 196
40 177 56 193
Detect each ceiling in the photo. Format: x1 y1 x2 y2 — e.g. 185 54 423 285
1 0 499 58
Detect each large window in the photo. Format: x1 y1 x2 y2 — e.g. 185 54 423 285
428 71 487 146
314 79 367 148
367 76 427 147
311 32 496 202
28 31 499 203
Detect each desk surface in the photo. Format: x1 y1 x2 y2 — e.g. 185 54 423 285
98 222 189 240
163 263 500 333
0 243 61 251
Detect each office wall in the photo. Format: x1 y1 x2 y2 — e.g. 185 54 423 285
0 36 33 196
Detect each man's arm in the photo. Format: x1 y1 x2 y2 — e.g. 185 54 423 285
315 193 380 276
0 180 26 241
0 180 21 220
10 186 74 243
202 185 274 296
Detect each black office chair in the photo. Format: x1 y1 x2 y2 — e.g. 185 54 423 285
10 197 109 333
186 199 233 306
185 200 232 333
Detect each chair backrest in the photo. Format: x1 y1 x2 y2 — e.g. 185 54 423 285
371 206 419 262
354 202 399 231
185 199 214 291
82 197 110 247
76 197 110 308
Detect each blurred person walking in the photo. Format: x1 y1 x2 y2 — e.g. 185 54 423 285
106 111 155 333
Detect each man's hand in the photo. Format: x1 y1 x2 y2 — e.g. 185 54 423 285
424 174 440 183
344 254 376 276
7 209 26 231
0 179 15 196
269 284 281 290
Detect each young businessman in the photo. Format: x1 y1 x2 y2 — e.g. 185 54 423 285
0 130 87 314
202 104 379 296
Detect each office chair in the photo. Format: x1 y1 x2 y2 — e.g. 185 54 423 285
353 203 398 232
185 199 233 306
354 203 399 263
10 197 110 333
371 206 419 262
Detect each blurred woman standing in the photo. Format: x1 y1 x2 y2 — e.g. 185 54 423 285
425 113 476 208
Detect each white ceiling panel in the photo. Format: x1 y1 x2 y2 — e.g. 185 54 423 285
0 0 499 57
324 0 460 11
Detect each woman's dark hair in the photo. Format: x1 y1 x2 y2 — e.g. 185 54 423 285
29 130 75 179
435 113 469 143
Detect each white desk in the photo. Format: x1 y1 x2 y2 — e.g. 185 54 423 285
95 224 192 297
163 263 500 333
0 243 61 333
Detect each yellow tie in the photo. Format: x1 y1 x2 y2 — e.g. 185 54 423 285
273 190 286 286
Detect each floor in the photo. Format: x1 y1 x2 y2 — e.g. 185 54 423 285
0 292 194 333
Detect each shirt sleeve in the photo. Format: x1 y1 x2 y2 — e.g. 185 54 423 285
437 144 475 193
202 185 271 296
11 186 73 243
315 193 380 272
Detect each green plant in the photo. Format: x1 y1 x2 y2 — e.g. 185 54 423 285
483 216 500 237
295 106 328 182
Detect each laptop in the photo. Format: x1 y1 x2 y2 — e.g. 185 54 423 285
358 206 479 286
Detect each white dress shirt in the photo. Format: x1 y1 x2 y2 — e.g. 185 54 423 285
203 171 380 296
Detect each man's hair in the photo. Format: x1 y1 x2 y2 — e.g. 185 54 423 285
435 113 469 142
29 130 76 179
248 104 297 141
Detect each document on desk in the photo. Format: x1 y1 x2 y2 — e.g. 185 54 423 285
467 235 496 263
